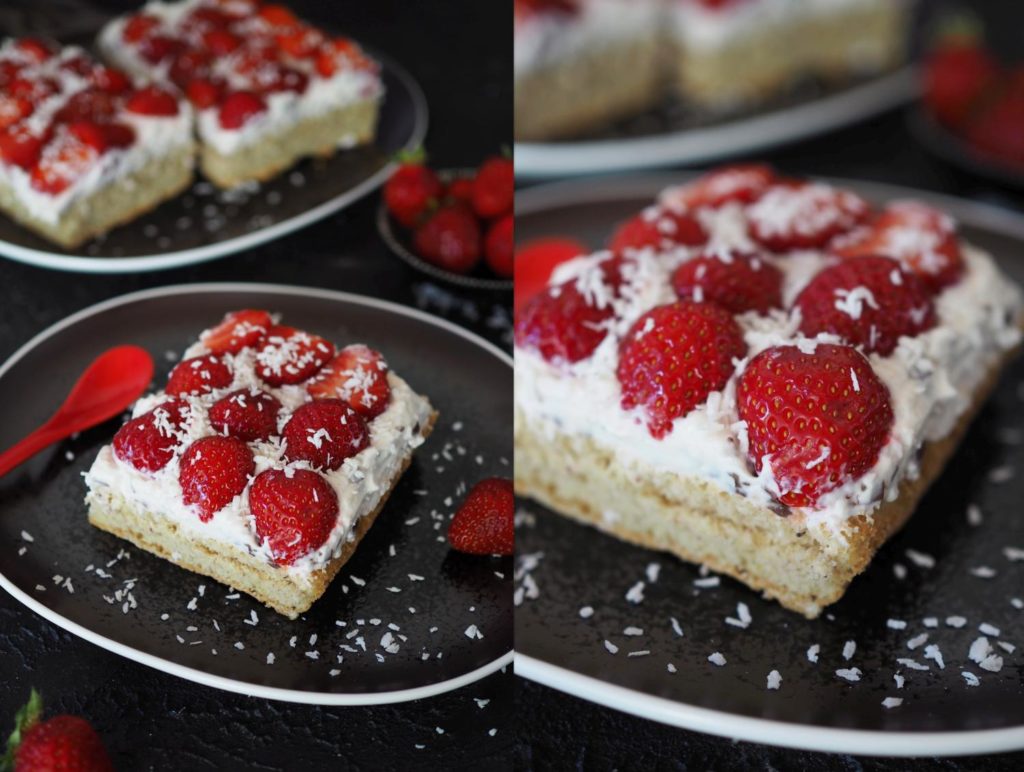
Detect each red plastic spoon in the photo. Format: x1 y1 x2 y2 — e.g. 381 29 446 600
0 345 154 478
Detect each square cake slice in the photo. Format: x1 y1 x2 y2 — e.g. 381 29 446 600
98 0 384 188
514 164 1023 618
84 310 436 619
0 38 194 248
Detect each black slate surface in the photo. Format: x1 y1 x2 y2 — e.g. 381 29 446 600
0 0 513 769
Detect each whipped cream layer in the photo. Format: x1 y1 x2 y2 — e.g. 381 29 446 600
0 41 193 225
514 0 661 77
98 0 384 155
84 342 433 580
514 202 1022 535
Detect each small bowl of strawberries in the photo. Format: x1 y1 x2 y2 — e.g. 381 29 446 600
910 17 1024 186
377 150 513 291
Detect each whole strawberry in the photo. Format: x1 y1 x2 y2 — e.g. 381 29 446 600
737 343 894 507
250 468 338 564
471 156 513 219
384 149 442 228
5 689 113 772
514 279 614 365
924 37 998 129
413 204 481 274
671 249 782 314
484 214 514 278
794 256 936 355
448 477 514 555
747 182 870 251
608 205 706 255
617 301 746 439
179 436 254 522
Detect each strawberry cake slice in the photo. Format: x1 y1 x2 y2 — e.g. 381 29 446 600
84 310 436 619
514 165 1023 617
98 0 383 188
0 37 194 248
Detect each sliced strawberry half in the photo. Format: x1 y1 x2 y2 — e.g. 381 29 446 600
833 201 964 291
200 309 273 354
617 301 746 439
306 345 391 419
737 343 894 508
747 182 870 251
255 325 335 386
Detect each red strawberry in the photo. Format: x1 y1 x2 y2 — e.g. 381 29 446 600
30 131 97 195
736 343 894 507
514 279 614 365
748 182 870 251
14 38 54 63
413 204 482 274
7 77 58 103
122 13 161 43
315 38 374 77
608 205 707 254
251 63 309 95
795 256 936 355
55 89 118 124
924 39 999 129
180 436 254 522
125 85 180 116
448 477 514 556
513 237 587 312
671 249 782 314
446 175 475 206
258 4 300 28
112 399 189 472
209 388 282 441
139 34 184 65
200 309 273 354
617 301 746 439
471 156 513 219
255 325 334 386
186 77 223 109
282 399 369 471
168 49 213 89
218 91 266 129
515 0 580 21
67 121 135 154
661 164 775 210
306 345 391 419
485 214 514 278
0 95 33 131
277 27 326 59
0 126 43 169
8 690 112 772
202 28 242 55
165 354 232 396
384 151 443 227
250 468 338 564
91 66 131 94
833 202 964 291
965 86 1024 169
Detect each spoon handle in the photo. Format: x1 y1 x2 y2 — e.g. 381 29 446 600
0 422 64 478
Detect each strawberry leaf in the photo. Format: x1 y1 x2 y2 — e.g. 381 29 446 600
2 689 43 771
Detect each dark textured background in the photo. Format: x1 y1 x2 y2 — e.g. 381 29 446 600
513 0 1024 769
0 1 513 770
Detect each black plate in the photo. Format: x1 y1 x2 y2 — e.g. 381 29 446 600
908 106 1024 191
0 9 427 273
514 174 1024 754
0 284 511 704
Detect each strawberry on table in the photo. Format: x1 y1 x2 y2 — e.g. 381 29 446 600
6 689 113 772
747 182 870 251
484 214 514 278
165 354 233 396
737 343 894 507
471 156 513 219
112 399 190 473
200 309 273 355
282 399 369 471
209 388 282 441
617 301 746 439
513 237 588 312
255 326 334 386
180 436 254 522
250 468 338 564
671 248 782 314
833 201 964 291
608 205 707 254
448 477 514 556
794 256 936 355
413 204 482 274
383 149 442 228
306 345 391 419
514 277 615 365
